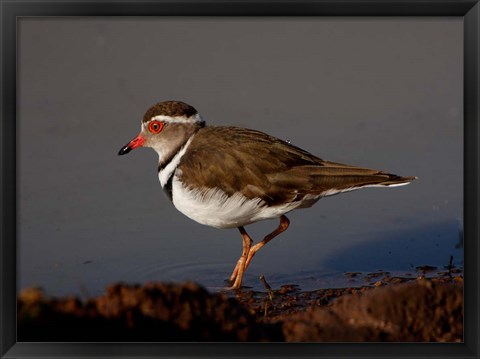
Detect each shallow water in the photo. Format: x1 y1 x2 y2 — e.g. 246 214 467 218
18 18 463 296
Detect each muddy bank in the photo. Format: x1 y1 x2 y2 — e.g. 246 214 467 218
280 279 462 342
18 273 463 342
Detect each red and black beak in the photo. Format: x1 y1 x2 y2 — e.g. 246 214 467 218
118 134 145 155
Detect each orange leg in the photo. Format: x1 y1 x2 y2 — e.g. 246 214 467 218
229 215 290 289
245 215 290 270
229 226 252 290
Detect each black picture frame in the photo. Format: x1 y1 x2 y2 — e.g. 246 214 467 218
1 0 478 358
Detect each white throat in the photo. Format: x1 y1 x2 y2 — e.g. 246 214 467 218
158 135 195 188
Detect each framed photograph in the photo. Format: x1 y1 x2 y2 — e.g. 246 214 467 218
2 0 478 357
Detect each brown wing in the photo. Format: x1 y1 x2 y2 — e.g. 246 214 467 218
178 126 415 206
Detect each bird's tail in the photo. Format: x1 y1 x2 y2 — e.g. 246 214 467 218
306 161 417 196
373 174 417 187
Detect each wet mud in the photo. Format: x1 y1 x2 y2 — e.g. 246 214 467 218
18 266 463 342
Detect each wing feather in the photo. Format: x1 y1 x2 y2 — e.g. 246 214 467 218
178 127 415 206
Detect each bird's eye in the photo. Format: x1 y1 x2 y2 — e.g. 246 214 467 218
148 121 164 134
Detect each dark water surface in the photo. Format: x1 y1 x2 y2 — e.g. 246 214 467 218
18 18 462 296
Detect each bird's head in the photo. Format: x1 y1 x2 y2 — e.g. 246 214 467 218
118 100 205 157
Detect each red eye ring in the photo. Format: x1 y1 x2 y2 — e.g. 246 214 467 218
148 121 164 134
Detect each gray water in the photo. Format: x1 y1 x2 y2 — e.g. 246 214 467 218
18 18 463 296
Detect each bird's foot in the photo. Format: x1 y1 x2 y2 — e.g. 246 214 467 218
224 278 243 291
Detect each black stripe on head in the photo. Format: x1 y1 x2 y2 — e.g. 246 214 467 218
143 101 198 123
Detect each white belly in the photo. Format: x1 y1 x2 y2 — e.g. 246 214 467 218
170 176 300 229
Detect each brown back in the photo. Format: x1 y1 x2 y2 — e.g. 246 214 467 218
178 126 414 206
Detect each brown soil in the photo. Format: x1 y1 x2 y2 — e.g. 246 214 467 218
18 270 463 342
